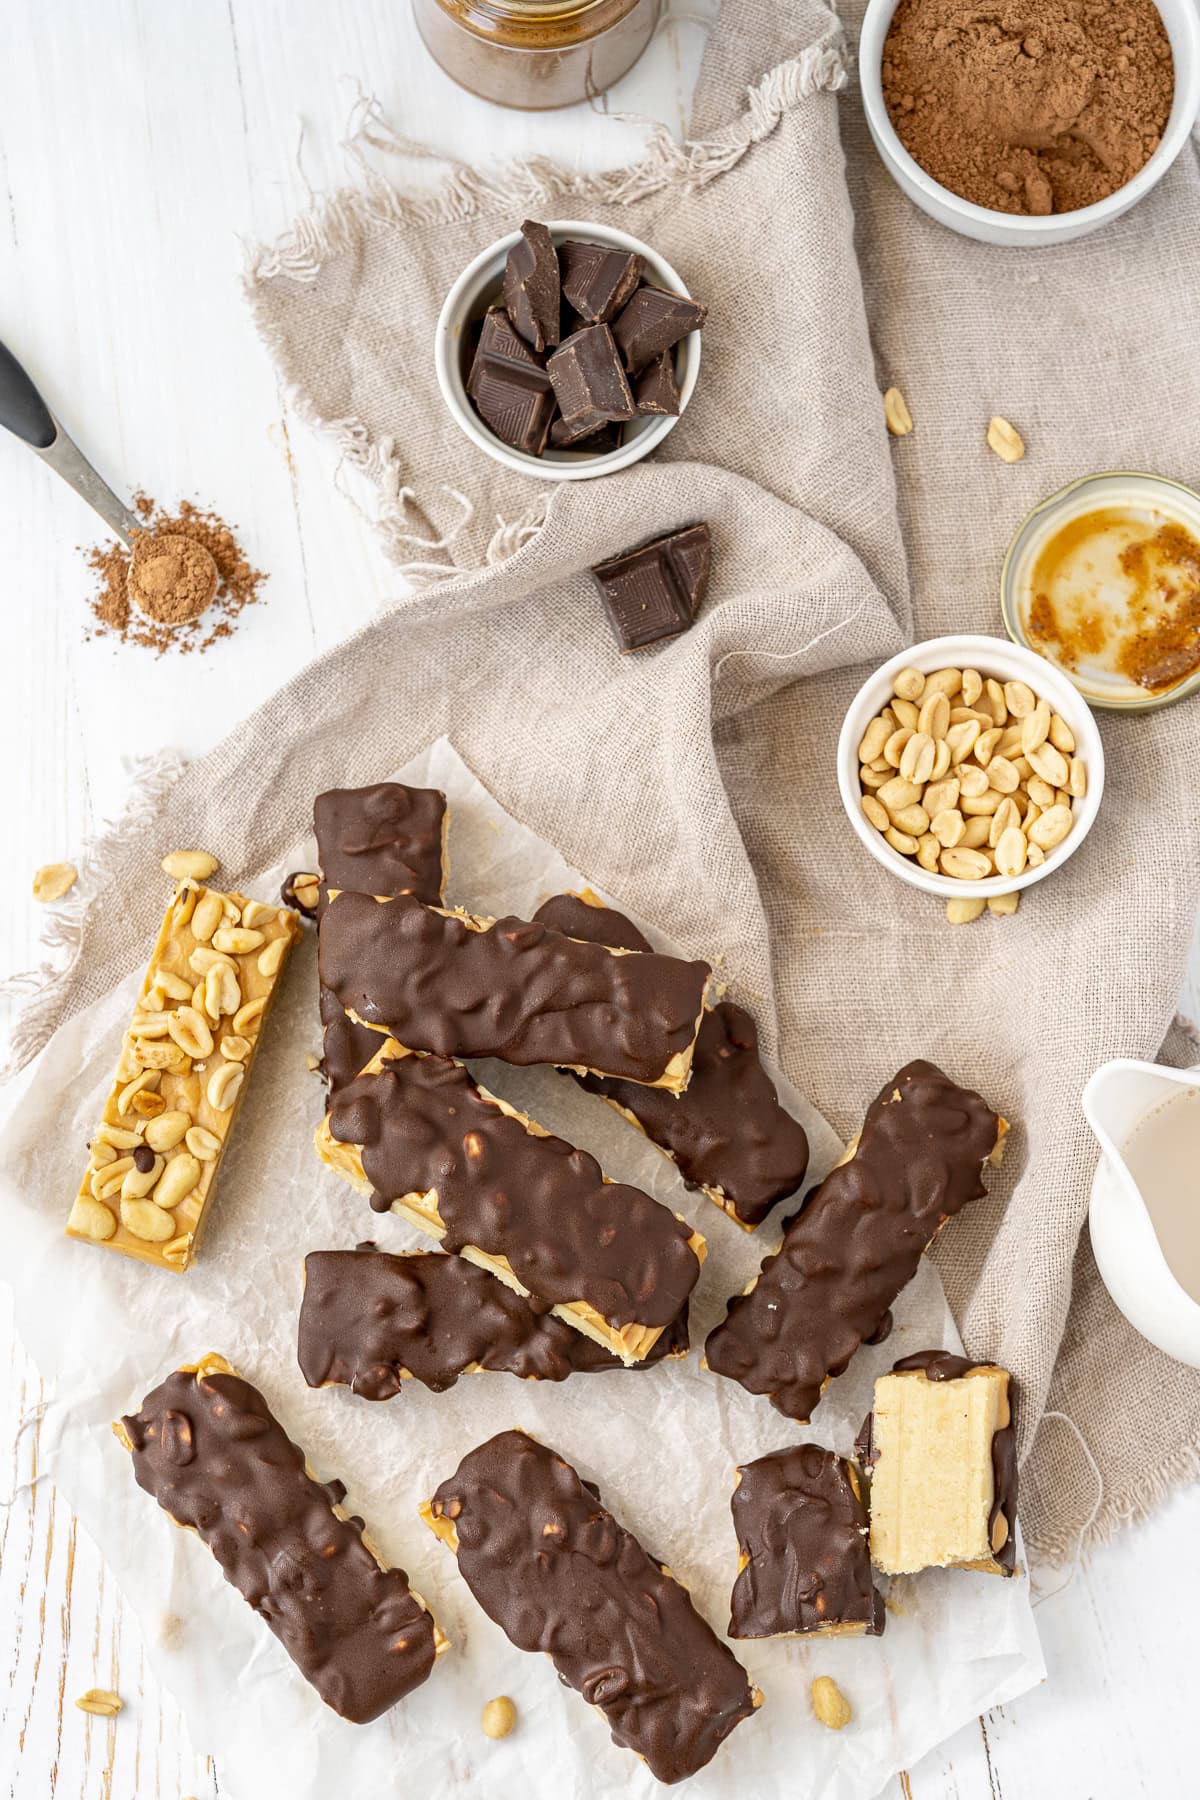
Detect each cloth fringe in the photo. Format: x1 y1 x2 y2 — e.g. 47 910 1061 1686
0 750 188 1084
243 26 846 583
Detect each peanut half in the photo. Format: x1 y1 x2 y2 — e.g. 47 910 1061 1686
811 1675 852 1731
883 387 913 436
32 862 78 904
986 416 1025 463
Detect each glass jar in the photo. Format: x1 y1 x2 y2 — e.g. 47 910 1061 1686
413 0 661 111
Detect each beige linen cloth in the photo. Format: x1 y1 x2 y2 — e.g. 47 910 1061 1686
11 0 1200 1559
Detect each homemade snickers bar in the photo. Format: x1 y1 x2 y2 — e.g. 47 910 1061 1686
535 891 809 1226
319 889 710 1091
422 1430 760 1783
705 1061 1007 1420
859 1351 1018 1577
66 880 300 1271
115 1355 445 1721
315 1040 704 1364
729 1444 884 1639
298 1247 688 1399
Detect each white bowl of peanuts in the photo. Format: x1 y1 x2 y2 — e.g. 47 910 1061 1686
837 635 1104 912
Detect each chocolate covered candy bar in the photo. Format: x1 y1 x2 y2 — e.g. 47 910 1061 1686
298 1247 688 1399
591 523 712 652
310 782 448 1098
319 890 710 1091
503 219 561 352
705 1061 1007 1421
729 1444 883 1639
67 880 299 1271
535 891 808 1227
547 324 636 438
467 307 557 454
558 238 643 323
115 1355 444 1721
422 1430 760 1783
315 1039 704 1364
613 285 708 374
858 1351 1018 1577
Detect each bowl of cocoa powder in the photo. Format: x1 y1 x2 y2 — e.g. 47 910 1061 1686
860 0 1200 245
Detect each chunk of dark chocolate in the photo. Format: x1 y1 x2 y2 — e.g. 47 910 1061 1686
591 522 712 652
547 324 635 437
634 351 681 416
613 285 708 374
503 219 561 353
466 307 557 455
559 239 643 324
549 415 622 454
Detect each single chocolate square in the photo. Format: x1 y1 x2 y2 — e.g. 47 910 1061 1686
591 522 712 652
613 286 708 374
729 1444 884 1639
503 219 561 353
634 351 681 416
547 324 636 437
559 238 643 323
467 307 557 456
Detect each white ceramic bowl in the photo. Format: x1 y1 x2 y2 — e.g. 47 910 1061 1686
836 634 1105 901
860 0 1200 246
434 219 702 481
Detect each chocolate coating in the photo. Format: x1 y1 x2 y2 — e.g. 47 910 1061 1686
888 1351 1018 1574
328 1052 701 1330
705 1061 1001 1421
319 890 710 1085
534 893 808 1225
120 1366 437 1722
298 1248 688 1399
429 1431 758 1783
729 1444 884 1639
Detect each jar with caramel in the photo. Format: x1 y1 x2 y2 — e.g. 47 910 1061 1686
413 0 661 111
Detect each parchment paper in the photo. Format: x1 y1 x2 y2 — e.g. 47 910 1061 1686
0 739 1042 1800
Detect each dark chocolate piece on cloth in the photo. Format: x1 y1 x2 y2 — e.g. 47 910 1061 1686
281 870 319 919
313 782 446 910
548 414 622 453
704 1060 1003 1422
533 892 809 1227
558 238 643 324
634 351 681 416
888 1350 1019 1574
546 324 636 437
426 1430 759 1783
327 1052 702 1331
729 1443 884 1640
319 890 710 1087
612 285 708 374
466 307 557 455
119 1363 439 1722
298 1248 688 1399
503 219 561 353
591 522 712 653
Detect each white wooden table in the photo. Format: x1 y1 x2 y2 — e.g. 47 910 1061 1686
1 5 1196 1796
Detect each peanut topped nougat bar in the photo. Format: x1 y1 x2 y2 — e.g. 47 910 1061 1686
705 1061 1006 1421
858 1351 1018 1578
315 1039 704 1364
422 1430 760 1784
729 1444 884 1640
67 880 300 1271
116 1356 444 1721
319 889 710 1091
298 1248 688 1399
535 892 810 1227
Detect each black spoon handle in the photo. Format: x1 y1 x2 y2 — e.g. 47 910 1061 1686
0 337 57 449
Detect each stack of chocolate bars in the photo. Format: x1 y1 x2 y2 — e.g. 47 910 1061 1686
92 779 1019 1779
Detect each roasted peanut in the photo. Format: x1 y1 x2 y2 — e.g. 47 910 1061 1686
811 1676 852 1731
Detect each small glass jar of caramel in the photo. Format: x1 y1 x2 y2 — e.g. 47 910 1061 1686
413 0 661 111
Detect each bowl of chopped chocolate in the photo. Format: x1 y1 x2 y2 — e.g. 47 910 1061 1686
435 218 706 479
860 0 1200 246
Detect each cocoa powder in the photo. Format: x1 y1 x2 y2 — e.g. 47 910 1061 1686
127 531 218 625
882 0 1174 217
83 495 265 654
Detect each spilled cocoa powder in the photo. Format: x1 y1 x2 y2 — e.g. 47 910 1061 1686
882 0 1174 217
84 494 266 654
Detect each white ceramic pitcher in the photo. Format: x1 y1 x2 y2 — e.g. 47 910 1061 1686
1083 1058 1200 1369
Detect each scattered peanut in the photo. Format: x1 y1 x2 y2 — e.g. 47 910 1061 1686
988 892 1021 916
883 386 913 436
811 1675 852 1731
32 862 78 904
160 851 219 882
74 1688 123 1718
946 897 986 924
986 415 1025 463
482 1695 518 1740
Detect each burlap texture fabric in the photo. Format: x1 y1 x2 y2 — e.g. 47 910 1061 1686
13 0 1200 1558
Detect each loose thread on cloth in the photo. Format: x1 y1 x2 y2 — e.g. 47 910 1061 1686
0 750 188 1083
0 1400 48 1512
1028 1410 1103 1605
